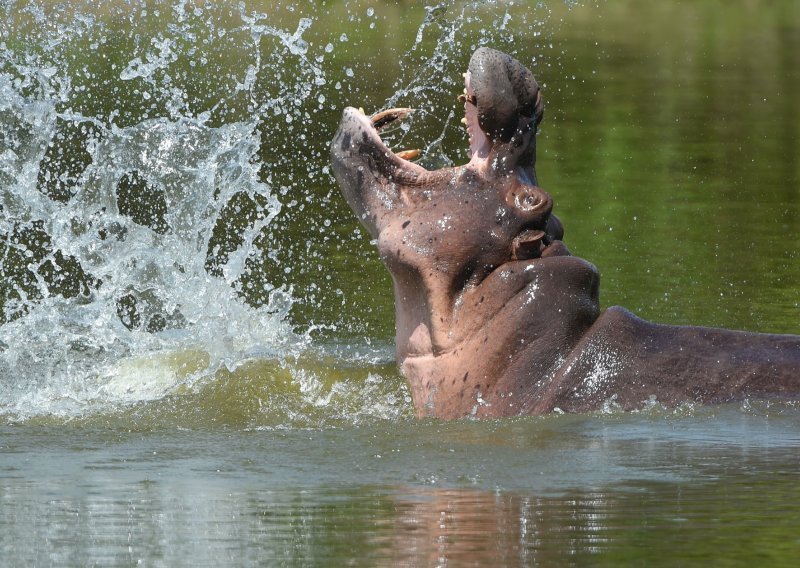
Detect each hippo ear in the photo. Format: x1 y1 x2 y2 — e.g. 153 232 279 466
504 183 553 222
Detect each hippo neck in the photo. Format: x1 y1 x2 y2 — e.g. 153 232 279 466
393 256 602 418
381 165 524 359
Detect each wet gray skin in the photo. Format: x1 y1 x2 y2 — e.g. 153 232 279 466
331 47 800 418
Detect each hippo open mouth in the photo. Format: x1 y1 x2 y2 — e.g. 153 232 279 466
348 72 495 174
337 103 564 264
337 48 563 262
342 45 545 184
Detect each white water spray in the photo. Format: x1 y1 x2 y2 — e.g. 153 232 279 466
0 0 564 422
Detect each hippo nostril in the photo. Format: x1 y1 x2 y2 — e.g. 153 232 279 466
515 192 541 211
504 185 552 219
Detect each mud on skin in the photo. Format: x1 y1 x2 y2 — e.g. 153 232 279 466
331 47 800 419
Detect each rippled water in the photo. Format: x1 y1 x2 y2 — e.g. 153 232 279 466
1 0 799 565
4 405 800 566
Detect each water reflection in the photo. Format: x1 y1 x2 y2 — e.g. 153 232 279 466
1 472 615 566
5 475 799 566
3 407 800 565
384 487 611 566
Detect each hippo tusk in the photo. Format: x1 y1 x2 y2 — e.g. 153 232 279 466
371 107 415 131
394 149 420 160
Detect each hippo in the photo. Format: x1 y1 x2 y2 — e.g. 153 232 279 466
330 47 800 419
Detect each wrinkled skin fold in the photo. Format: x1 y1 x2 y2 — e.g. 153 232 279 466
331 47 800 418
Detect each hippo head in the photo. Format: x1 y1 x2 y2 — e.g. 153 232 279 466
331 47 600 417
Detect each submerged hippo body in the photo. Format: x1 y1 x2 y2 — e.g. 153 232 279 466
331 47 800 418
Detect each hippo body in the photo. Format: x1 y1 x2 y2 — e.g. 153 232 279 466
331 47 800 418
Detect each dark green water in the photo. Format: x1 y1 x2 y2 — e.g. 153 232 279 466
1 1 799 565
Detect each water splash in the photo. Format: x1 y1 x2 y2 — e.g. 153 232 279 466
0 69 297 418
1 0 569 424
0 1 327 421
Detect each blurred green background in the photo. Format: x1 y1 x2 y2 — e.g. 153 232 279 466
2 0 798 341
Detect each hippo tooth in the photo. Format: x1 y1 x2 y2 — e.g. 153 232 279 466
461 117 468 125
371 107 415 131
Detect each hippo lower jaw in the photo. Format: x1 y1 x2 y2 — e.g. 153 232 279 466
340 107 429 182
